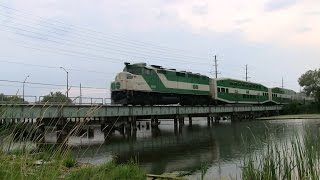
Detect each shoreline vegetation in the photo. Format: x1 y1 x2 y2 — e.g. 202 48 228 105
0 148 146 180
258 114 320 120
242 126 320 179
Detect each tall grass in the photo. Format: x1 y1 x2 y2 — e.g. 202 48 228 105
0 102 146 180
242 127 320 179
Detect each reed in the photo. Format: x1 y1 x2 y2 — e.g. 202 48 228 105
242 126 320 179
0 102 146 180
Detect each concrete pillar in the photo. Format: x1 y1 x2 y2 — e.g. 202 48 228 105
151 117 159 128
36 118 45 144
214 116 220 124
188 115 192 126
146 122 150 130
179 117 184 126
56 118 68 144
132 116 137 130
174 118 178 127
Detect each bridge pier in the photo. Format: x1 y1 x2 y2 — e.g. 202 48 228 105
151 116 159 128
56 118 68 145
214 116 220 124
188 115 192 126
174 117 178 127
35 118 45 145
207 116 211 126
179 117 184 126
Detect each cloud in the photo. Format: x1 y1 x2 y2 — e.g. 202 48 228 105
164 0 320 48
264 0 298 12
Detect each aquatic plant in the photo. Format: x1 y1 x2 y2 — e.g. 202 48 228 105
242 126 320 179
0 101 146 180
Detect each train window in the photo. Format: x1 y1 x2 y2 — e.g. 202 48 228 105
222 88 225 93
126 75 133 79
226 89 229 93
218 88 221 92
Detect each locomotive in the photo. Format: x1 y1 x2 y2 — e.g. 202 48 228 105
111 62 313 105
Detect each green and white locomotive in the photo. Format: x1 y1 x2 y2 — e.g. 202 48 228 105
111 62 313 105
111 62 210 105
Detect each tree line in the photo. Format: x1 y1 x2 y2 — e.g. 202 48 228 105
0 92 71 104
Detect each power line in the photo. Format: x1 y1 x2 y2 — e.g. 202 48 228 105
0 59 117 75
0 4 208 58
0 11 211 63
0 79 107 90
0 20 211 64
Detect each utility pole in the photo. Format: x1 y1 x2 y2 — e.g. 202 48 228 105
245 64 248 81
60 67 69 99
22 75 30 102
214 55 218 78
80 83 82 105
281 77 284 89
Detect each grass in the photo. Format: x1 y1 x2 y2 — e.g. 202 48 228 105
242 126 320 179
0 151 146 180
0 102 146 180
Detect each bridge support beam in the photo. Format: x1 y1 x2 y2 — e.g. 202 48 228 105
207 116 211 126
188 115 192 126
174 117 178 127
151 116 159 128
214 116 220 124
56 118 68 145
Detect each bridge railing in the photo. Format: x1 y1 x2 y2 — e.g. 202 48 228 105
0 95 37 104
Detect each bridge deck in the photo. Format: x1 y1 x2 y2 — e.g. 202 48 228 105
0 105 282 119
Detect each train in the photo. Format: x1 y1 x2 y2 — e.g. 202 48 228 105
111 62 314 105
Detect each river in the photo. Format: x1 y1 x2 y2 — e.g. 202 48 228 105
72 117 320 179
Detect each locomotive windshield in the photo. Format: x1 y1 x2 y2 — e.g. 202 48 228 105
124 65 142 75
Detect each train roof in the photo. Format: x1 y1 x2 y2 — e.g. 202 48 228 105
215 77 267 86
125 62 209 77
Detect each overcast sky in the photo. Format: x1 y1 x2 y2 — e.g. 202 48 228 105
0 0 319 102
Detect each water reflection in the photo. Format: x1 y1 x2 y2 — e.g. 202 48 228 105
74 118 305 178
4 117 317 178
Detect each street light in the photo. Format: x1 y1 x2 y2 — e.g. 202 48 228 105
60 67 69 98
23 75 30 102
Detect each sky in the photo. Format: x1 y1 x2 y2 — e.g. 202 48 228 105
0 0 319 103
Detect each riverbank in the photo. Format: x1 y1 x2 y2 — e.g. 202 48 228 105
258 114 320 120
0 150 146 180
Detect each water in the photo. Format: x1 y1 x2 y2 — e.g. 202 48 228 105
73 118 320 179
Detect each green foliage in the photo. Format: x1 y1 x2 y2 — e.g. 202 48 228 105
299 69 320 103
282 102 320 114
41 92 72 104
66 161 146 180
0 93 24 103
62 153 77 168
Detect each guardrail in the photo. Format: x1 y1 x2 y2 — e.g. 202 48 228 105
0 95 111 105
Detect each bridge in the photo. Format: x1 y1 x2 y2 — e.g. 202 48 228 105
0 104 283 144
0 104 282 119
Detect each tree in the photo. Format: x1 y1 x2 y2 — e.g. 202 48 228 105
0 93 25 103
41 92 72 104
298 69 320 102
